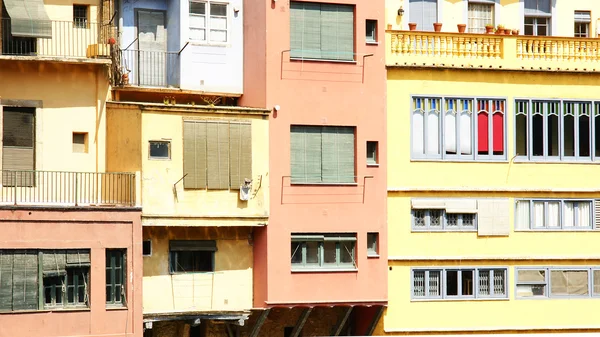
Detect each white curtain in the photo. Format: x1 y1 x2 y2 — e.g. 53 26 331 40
515 201 530 230
426 110 440 155
547 202 560 228
532 201 544 228
564 202 575 227
444 112 457 153
576 202 591 227
460 111 472 154
412 112 424 155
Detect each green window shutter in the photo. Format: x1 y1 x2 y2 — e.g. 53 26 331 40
321 127 355 183
290 2 322 59
0 251 14 311
207 122 230 189
337 127 355 183
229 122 252 189
183 121 207 189
291 126 323 183
320 4 354 61
3 109 35 187
12 251 38 311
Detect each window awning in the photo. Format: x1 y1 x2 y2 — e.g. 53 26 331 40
4 0 52 38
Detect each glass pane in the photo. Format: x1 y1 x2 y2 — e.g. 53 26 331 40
150 141 169 158
210 3 227 16
493 269 506 295
340 242 355 265
593 270 600 295
210 16 227 30
189 15 206 28
547 201 560 228
478 270 490 296
190 28 206 40
518 269 545 282
446 270 458 296
210 29 227 42
461 214 475 227
515 200 530 230
429 210 442 227
446 213 458 227
576 202 591 227
532 201 545 228
461 270 474 296
323 242 337 264
550 270 589 296
517 284 546 297
413 210 425 227
291 242 302 264
305 242 319 265
190 1 206 14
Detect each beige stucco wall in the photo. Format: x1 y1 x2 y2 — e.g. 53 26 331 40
0 60 108 174
142 226 253 314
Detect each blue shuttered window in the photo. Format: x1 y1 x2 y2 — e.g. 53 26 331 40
290 2 354 61
409 0 438 32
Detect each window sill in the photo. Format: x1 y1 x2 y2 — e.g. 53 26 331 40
188 40 230 48
1 307 91 314
292 268 358 273
411 297 508 302
410 158 509 163
367 254 380 258
366 41 379 45
148 157 171 161
412 229 478 233
290 57 357 64
367 163 379 167
170 271 216 275
106 305 128 310
290 182 359 187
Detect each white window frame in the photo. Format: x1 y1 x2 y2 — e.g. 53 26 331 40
574 10 591 38
411 96 508 161
411 267 508 300
514 199 595 230
412 209 477 231
516 267 600 299
189 0 229 44
514 99 600 162
467 1 494 34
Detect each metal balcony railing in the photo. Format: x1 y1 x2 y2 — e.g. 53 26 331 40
117 49 180 87
0 170 136 207
387 30 600 71
0 18 113 58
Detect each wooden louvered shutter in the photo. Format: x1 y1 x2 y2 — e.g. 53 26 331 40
0 251 14 311
322 127 355 183
229 122 252 189
207 122 230 189
183 121 207 189
12 251 38 311
3 108 35 187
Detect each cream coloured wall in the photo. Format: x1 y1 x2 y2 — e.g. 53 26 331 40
387 68 600 191
384 260 600 333
0 61 107 174
44 0 99 22
387 0 600 37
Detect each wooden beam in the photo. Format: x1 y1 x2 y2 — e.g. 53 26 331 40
248 309 270 337
290 307 313 337
225 324 234 337
365 306 385 336
332 306 353 336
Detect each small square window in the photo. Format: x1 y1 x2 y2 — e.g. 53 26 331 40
73 132 88 153
366 20 377 43
367 141 378 165
143 240 152 256
367 232 378 257
149 141 171 159
73 5 89 28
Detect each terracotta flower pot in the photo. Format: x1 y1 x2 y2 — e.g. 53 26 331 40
504 28 511 35
408 22 417 31
433 23 442 32
457 24 466 33
122 73 129 85
387 24 392 30
485 26 494 34
512 29 519 35
107 37 116 45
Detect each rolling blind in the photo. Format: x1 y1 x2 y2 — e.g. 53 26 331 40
409 0 438 32
206 122 230 189
3 0 52 38
290 2 354 61
524 0 551 16
183 120 207 189
229 122 252 189
291 126 355 184
11 251 38 311
575 11 591 23
0 252 14 312
3 108 35 187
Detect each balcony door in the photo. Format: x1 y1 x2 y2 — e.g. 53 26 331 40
136 9 167 87
409 0 438 32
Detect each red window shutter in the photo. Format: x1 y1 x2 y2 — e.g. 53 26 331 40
478 112 489 153
493 112 504 153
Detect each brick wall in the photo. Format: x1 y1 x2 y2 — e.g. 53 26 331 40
241 307 348 337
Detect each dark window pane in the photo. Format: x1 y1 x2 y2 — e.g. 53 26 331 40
305 242 319 265
173 251 214 272
446 270 458 296
291 242 302 264
461 270 474 295
149 141 170 158
323 242 337 264
190 1 206 14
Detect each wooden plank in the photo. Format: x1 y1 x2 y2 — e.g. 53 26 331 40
332 306 353 336
290 307 313 337
248 309 270 337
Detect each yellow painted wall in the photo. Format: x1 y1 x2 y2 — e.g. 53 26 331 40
0 61 108 174
44 0 99 22
384 260 600 333
142 227 253 314
387 0 600 37
387 68 600 191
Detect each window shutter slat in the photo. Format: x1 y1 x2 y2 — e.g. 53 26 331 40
66 250 91 266
337 127 355 183
218 122 230 189
42 250 67 275
335 5 354 61
207 122 229 189
409 0 437 32
11 251 38 311
229 123 242 188
0 252 14 311
183 121 207 189
594 200 600 229
321 127 340 183
290 2 304 58
291 126 307 183
290 2 322 59
305 127 323 183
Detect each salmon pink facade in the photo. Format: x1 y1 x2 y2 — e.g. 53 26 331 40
242 0 387 334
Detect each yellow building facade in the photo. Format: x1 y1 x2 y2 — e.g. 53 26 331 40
383 0 600 335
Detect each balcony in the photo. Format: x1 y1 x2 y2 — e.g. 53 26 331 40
0 18 113 61
0 170 136 207
115 49 180 88
387 30 600 72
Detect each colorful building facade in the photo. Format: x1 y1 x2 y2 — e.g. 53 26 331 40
0 0 142 336
382 0 600 336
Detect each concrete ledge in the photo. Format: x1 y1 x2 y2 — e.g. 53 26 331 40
0 55 111 65
108 101 271 116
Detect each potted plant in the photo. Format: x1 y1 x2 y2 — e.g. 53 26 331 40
107 37 116 45
387 23 392 30
485 24 494 34
496 24 505 35
504 27 511 35
512 29 519 35
457 24 466 33
408 22 417 31
433 22 442 32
